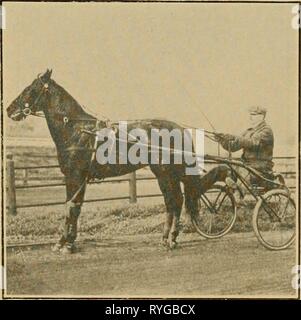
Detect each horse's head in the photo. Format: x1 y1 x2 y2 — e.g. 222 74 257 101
7 69 52 121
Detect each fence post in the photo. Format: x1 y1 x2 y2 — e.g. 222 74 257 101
23 168 28 185
6 153 17 215
128 171 137 203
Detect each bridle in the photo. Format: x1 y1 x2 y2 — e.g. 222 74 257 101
16 74 105 125
19 74 49 118
11 71 116 130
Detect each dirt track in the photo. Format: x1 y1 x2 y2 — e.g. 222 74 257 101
6 232 297 298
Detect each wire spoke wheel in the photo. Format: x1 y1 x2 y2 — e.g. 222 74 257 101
192 184 237 239
252 189 296 250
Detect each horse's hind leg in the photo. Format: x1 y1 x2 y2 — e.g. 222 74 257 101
157 177 174 247
151 168 183 248
182 176 200 232
168 181 183 248
169 210 181 249
163 212 173 246
163 190 183 248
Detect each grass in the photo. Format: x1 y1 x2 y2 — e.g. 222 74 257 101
6 203 165 243
6 202 255 244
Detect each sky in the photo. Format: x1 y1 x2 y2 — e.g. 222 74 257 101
3 2 299 156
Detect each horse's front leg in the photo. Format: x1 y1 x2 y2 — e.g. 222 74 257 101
59 201 82 254
53 173 87 254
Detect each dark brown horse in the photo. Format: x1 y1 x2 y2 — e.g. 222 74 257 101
7 70 229 253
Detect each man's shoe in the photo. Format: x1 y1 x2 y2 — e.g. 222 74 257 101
225 177 237 189
233 191 247 207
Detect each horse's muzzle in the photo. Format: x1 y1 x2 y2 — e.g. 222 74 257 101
6 103 25 121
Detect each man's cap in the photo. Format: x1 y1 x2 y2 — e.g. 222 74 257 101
248 106 267 115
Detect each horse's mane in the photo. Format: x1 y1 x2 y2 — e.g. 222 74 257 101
50 79 95 120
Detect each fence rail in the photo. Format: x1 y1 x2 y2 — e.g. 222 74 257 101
6 153 296 215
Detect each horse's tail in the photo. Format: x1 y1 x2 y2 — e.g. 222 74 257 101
193 165 230 197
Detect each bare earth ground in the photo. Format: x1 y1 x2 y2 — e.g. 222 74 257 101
6 232 297 298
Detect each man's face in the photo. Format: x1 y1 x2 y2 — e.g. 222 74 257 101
249 113 264 127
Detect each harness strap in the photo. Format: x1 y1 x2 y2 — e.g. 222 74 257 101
67 120 100 205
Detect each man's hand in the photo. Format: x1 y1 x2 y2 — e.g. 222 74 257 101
213 132 225 142
223 134 236 141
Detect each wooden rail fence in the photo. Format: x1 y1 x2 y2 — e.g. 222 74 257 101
5 153 296 215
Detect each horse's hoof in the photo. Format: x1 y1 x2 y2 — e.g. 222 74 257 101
52 243 63 252
159 238 169 248
169 241 178 250
60 244 76 254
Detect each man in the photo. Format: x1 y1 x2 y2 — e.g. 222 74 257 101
215 106 274 203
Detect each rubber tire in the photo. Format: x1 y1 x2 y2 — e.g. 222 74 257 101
192 184 237 239
252 189 296 250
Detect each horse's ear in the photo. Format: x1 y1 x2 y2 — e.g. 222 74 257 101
42 69 52 81
46 69 52 79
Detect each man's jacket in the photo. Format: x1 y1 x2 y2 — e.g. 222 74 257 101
221 121 274 172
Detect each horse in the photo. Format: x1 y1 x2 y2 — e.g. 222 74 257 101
7 69 229 253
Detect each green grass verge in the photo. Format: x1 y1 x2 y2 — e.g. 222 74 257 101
6 203 254 243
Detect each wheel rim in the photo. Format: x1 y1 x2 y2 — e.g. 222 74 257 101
193 186 236 238
255 192 296 249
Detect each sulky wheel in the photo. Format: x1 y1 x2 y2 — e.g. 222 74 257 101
252 189 296 250
192 184 237 239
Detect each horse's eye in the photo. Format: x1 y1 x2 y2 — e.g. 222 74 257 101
24 103 29 108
